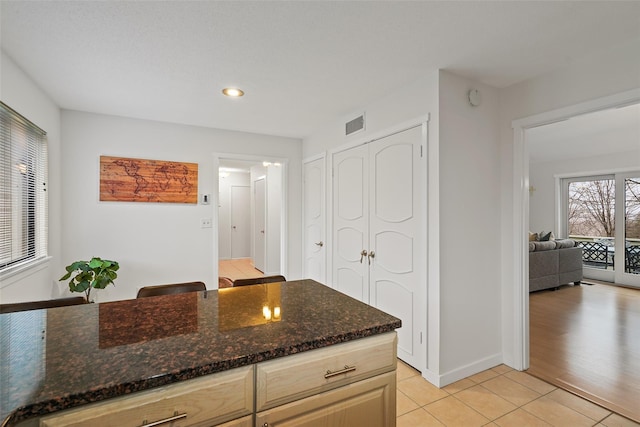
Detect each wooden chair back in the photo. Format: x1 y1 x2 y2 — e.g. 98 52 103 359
0 296 87 314
136 281 206 298
232 275 286 287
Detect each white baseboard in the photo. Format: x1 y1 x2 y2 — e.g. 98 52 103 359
421 353 503 388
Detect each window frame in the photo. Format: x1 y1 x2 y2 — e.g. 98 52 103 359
0 101 48 275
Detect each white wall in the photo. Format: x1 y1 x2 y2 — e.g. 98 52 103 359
0 52 63 303
437 71 502 380
303 72 439 158
499 36 640 367
530 150 640 234
304 70 504 386
266 164 282 275
218 171 250 260
60 110 302 302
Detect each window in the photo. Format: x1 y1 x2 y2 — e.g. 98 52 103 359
562 172 640 286
0 102 48 272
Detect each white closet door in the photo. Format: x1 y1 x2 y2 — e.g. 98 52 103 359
231 185 251 259
332 144 370 302
368 126 423 369
304 157 326 283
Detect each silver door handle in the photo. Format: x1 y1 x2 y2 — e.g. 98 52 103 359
360 250 368 263
315 241 324 247
368 251 375 265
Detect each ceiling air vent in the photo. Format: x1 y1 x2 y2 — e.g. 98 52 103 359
345 114 365 136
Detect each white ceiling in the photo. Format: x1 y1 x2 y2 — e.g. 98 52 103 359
2 1 640 139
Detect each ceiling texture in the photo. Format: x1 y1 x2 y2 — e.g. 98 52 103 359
2 1 640 139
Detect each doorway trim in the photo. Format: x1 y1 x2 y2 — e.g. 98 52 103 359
213 153 289 285
511 88 640 370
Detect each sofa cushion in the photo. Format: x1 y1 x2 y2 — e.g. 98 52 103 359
555 239 576 249
529 242 536 252
533 241 557 251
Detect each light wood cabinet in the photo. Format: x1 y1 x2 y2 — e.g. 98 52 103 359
218 415 253 427
255 371 396 427
255 332 397 427
256 332 397 411
20 334 397 427
38 365 253 427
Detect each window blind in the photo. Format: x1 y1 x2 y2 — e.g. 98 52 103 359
0 101 48 271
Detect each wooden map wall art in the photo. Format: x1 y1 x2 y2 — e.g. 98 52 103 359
100 156 198 204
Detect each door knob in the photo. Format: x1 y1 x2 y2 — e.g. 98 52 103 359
368 251 375 265
360 249 368 263
315 241 324 247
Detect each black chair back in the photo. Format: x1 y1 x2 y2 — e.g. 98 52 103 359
578 241 610 268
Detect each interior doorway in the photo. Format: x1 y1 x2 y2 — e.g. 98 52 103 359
511 88 640 369
215 155 287 284
527 103 640 288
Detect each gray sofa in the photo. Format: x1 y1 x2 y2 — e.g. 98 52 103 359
529 239 583 292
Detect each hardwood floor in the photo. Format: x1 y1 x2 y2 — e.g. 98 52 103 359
219 258 264 280
528 283 640 423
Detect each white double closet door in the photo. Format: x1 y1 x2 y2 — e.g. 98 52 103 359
332 125 424 370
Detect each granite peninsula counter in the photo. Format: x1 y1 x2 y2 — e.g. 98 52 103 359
1 279 401 427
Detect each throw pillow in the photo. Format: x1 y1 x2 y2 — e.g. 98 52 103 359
539 231 555 241
529 232 539 242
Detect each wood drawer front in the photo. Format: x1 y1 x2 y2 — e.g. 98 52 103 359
256 332 397 411
255 371 396 427
40 365 254 427
216 415 253 427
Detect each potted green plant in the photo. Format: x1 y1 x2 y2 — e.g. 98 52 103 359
59 257 120 303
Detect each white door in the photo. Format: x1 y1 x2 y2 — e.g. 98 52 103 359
304 157 326 284
332 144 370 302
254 178 266 273
332 126 424 370
368 126 423 370
230 185 250 259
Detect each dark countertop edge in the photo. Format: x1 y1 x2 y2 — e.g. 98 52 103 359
3 322 400 427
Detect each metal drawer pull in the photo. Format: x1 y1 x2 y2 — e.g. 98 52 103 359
324 365 356 379
140 412 187 427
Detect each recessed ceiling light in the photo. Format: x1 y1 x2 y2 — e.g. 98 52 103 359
222 87 244 97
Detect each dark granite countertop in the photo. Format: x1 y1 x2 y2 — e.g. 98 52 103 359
0 279 400 426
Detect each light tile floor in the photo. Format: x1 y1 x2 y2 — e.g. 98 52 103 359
396 361 640 427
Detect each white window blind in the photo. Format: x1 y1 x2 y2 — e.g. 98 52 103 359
0 101 48 271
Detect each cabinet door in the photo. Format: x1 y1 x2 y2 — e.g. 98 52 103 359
255 371 396 427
